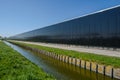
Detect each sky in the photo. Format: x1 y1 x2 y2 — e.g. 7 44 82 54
0 0 120 37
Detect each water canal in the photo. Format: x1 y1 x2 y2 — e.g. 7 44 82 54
4 41 117 80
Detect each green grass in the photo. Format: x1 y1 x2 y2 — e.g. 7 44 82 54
0 41 55 80
10 41 120 68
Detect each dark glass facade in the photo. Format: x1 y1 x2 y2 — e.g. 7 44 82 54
9 6 120 48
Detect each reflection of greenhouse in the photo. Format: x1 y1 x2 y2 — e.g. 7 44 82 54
10 6 120 48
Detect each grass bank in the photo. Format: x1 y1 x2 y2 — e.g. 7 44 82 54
0 41 55 80
9 41 120 68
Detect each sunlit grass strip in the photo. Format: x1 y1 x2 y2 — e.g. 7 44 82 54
10 41 120 68
0 41 55 80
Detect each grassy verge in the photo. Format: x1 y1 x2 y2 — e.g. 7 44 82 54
10 41 120 68
0 41 55 80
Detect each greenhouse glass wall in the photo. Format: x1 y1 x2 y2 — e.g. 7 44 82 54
9 6 120 48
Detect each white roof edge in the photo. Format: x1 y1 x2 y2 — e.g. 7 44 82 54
22 5 120 31
26 5 120 33
50 5 120 25
9 5 120 37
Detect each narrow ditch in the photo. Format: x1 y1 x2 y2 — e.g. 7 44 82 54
4 41 116 80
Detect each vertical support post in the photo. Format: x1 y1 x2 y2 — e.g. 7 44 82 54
96 64 98 73
84 61 86 69
103 66 106 76
64 56 66 62
111 68 114 78
90 62 92 71
68 57 69 64
75 58 77 66
79 59 81 67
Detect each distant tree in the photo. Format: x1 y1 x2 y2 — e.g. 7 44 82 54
0 36 3 40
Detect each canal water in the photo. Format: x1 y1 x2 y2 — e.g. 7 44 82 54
4 41 117 80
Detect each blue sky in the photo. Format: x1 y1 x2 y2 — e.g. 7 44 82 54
0 0 120 37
